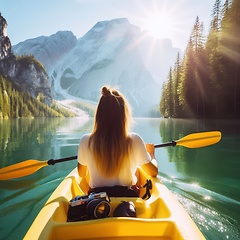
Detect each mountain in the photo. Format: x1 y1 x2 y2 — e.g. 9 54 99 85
13 31 78 74
13 18 180 116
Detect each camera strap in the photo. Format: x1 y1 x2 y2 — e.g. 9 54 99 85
141 179 152 200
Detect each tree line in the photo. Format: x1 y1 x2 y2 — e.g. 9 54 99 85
160 0 240 119
0 74 76 118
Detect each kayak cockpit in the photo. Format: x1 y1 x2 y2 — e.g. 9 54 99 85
24 167 205 240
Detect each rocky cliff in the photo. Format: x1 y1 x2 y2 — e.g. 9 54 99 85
0 13 52 105
0 13 12 59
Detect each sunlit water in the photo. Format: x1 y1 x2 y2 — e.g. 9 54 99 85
0 117 240 240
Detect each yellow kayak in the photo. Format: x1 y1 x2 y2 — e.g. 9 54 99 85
24 167 206 240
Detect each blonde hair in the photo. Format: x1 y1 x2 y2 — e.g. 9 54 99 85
89 86 132 177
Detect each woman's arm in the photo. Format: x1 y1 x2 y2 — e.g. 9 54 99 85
141 143 158 177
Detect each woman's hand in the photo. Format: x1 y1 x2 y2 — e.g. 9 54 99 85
146 143 155 160
141 143 158 177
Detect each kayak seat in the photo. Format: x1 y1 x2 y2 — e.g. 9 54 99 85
87 179 152 199
88 185 139 197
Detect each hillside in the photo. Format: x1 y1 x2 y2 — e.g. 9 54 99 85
0 74 76 118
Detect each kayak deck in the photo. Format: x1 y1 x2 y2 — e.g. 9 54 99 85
24 168 205 240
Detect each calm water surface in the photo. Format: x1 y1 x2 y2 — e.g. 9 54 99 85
0 117 240 240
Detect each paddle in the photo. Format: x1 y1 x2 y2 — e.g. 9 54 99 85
0 131 221 180
154 131 221 149
0 156 78 181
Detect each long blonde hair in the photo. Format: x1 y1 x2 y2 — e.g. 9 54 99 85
89 86 132 177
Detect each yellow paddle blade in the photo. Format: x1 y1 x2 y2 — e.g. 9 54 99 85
176 131 221 148
0 160 48 180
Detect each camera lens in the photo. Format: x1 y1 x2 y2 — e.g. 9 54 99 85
87 199 111 219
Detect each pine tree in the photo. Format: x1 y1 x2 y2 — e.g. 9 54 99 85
205 0 223 117
206 0 221 55
168 67 173 117
173 52 182 117
160 69 173 118
179 17 206 118
222 0 230 16
0 77 3 118
160 83 165 117
219 0 240 117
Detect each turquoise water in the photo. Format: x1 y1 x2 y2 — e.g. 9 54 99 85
0 117 240 239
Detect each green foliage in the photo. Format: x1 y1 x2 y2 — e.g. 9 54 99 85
0 75 76 118
160 68 174 118
16 54 46 73
160 0 240 119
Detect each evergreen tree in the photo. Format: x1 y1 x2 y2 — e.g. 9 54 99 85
205 0 223 117
180 17 206 118
168 67 173 117
173 52 182 117
160 69 173 118
222 0 230 16
0 77 3 118
219 0 240 117
159 83 166 117
206 0 221 55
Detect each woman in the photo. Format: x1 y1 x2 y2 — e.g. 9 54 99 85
77 86 158 196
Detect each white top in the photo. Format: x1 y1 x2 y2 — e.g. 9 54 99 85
78 133 151 188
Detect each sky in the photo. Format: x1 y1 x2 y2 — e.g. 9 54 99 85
1 0 218 51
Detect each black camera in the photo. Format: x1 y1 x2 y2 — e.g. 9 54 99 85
67 192 111 222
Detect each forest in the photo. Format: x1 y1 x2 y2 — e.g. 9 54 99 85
160 0 240 119
0 74 76 118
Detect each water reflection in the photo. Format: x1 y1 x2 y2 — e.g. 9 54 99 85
158 118 240 201
0 117 92 240
0 117 91 168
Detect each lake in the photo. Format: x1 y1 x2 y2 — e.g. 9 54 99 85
0 117 240 240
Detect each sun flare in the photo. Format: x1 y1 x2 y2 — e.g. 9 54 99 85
144 12 177 39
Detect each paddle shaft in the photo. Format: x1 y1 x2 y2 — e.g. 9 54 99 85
48 156 78 165
48 142 175 165
48 142 176 165
154 141 176 148
47 141 176 165
46 142 175 165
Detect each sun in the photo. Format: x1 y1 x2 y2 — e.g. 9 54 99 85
130 1 187 49
143 12 177 39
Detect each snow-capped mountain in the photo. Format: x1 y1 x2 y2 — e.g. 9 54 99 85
13 31 77 74
13 18 180 116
